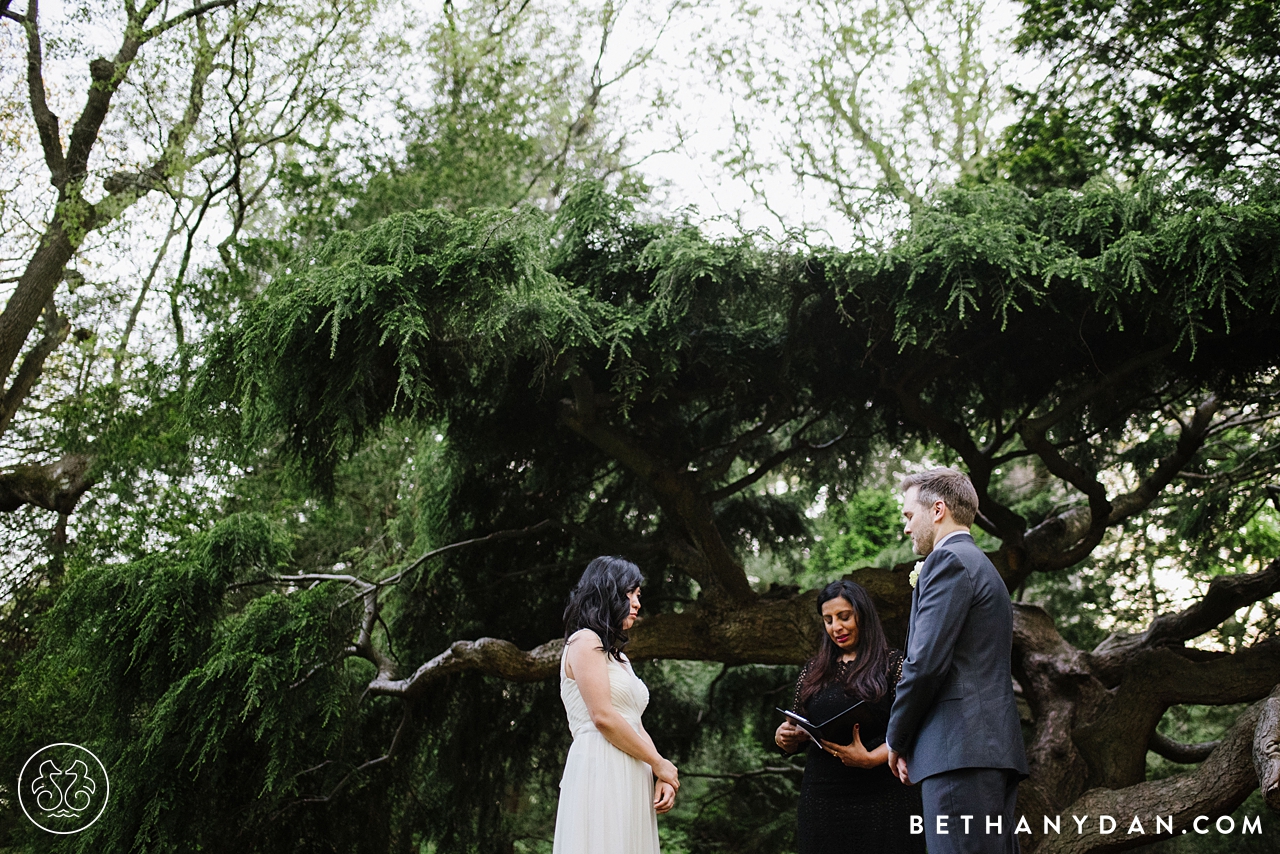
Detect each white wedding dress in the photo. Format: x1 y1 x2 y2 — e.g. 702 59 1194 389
552 630 661 854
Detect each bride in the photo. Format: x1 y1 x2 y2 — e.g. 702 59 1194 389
553 556 679 854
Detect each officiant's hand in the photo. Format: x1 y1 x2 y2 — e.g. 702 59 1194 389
820 724 883 768
775 721 806 753
654 780 676 814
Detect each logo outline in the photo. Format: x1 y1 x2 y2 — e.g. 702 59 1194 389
17 743 110 835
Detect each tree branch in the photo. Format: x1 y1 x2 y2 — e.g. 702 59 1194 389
557 366 756 603
1020 345 1175 436
298 703 413 804
1255 685 1280 811
380 520 555 587
1019 410 1113 564
695 413 783 485
1135 640 1280 707
1098 556 1280 657
0 453 95 514
1107 395 1221 525
140 0 238 41
1035 698 1266 854
371 637 564 698
1148 730 1218 764
0 295 71 439
888 374 1028 547
21 0 68 186
705 442 810 502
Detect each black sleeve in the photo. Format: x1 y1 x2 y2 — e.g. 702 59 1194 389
887 649 905 702
792 662 810 712
777 663 810 757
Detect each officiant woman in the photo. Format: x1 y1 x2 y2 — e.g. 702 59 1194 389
774 580 925 854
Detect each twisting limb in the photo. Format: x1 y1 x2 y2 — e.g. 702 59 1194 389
380 520 555 587
262 521 565 696
1149 730 1218 764
1017 418 1113 570
1105 395 1221 525
886 373 1028 548
695 411 786 484
705 412 845 501
1019 345 1175 437
1034 699 1267 854
1019 395 1223 576
1092 556 1280 667
557 364 756 603
371 637 565 698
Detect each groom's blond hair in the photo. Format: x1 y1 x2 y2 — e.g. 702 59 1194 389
899 468 979 526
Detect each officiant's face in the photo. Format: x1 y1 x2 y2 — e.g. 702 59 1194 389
623 587 642 629
821 597 860 652
902 486 939 556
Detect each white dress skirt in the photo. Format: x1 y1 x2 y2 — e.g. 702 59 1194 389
552 630 661 854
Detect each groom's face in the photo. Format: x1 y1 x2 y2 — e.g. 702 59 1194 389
902 486 938 556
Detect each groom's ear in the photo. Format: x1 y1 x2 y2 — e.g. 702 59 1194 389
932 499 947 521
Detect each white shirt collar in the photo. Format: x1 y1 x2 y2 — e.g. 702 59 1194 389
934 529 970 550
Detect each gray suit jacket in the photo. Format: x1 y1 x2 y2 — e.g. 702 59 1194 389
886 532 1029 782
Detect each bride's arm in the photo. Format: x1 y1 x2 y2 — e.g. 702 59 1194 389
566 635 679 790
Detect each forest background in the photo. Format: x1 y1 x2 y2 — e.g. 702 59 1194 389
1 0 1279 852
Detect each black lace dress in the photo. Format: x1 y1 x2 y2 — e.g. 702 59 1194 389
789 650 925 854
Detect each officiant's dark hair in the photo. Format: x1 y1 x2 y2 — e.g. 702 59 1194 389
797 580 891 709
563 556 645 661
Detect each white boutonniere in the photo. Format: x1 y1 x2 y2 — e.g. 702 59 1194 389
909 561 923 589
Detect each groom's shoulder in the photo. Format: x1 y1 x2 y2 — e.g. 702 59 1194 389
941 534 1009 597
939 533 996 572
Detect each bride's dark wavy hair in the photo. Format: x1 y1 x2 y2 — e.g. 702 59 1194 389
563 556 645 661
797 579 890 709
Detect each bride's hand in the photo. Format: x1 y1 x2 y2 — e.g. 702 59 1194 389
653 757 679 791
653 780 676 814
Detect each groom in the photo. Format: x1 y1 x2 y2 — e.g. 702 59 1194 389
886 468 1028 854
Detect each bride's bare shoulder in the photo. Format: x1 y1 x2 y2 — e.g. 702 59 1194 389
564 629 604 679
566 628 603 648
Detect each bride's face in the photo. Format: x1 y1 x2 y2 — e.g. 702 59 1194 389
622 587 642 629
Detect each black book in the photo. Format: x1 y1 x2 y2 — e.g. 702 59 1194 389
776 701 872 746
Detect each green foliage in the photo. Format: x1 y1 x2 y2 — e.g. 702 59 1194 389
0 513 361 853
6 167 1280 853
804 488 903 583
1013 0 1280 176
993 98 1109 193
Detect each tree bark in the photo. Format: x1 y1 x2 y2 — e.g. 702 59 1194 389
1033 698 1267 853
0 454 95 514
1256 685 1280 811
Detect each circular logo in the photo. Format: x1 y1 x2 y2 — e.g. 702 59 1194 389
17 743 110 834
